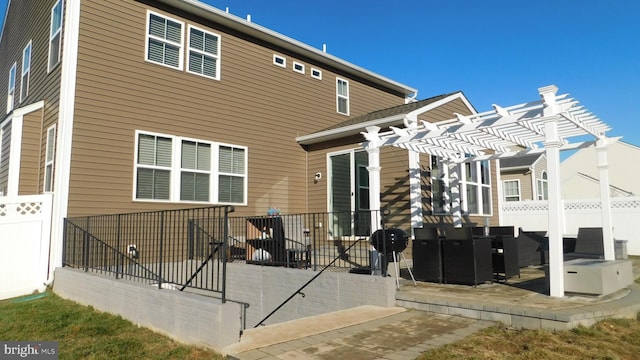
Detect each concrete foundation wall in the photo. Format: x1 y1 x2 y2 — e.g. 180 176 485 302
53 268 241 350
224 263 397 328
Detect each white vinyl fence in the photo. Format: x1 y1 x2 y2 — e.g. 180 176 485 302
0 194 53 300
501 197 640 256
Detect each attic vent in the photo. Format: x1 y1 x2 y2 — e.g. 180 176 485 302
311 68 322 80
273 54 286 68
293 62 305 74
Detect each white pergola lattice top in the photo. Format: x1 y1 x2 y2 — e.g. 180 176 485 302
363 85 611 162
361 85 617 298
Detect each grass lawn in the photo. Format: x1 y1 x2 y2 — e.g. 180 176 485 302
0 292 223 360
2 275 640 359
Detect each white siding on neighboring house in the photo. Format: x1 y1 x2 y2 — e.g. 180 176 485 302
561 141 640 199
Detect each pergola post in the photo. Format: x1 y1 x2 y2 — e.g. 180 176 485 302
540 85 565 297
408 150 423 231
365 127 382 232
597 138 615 260
448 161 463 228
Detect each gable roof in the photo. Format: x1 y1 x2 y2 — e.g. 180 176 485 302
500 153 543 169
296 91 474 145
158 0 417 97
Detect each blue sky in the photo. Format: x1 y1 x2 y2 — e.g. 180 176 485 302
2 0 638 146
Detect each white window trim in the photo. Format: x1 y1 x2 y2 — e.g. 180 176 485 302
336 77 350 115
186 24 221 80
311 68 322 80
293 61 305 74
460 160 492 216
273 54 286 68
503 179 520 202
133 130 247 205
537 171 549 200
47 0 64 73
145 10 184 70
7 63 16 113
20 41 32 103
44 125 56 192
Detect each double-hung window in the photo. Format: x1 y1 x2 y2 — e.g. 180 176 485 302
20 42 32 102
336 78 349 115
48 0 63 71
146 11 183 69
135 131 247 204
7 63 16 113
463 160 492 215
218 146 246 203
187 25 220 79
503 180 520 202
136 133 172 200
180 140 211 201
44 126 56 192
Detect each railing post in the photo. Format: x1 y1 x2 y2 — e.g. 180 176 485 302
83 217 91 272
221 206 234 303
158 211 165 289
116 214 122 279
62 219 67 266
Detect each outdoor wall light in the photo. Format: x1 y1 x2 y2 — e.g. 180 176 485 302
314 172 322 181
128 244 139 259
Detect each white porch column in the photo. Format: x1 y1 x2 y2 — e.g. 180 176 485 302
541 85 564 297
596 138 615 260
408 150 423 231
448 161 463 228
365 126 382 232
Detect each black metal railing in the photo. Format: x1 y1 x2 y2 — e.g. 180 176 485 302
63 206 234 301
227 210 395 273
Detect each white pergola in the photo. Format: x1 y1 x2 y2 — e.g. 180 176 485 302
362 85 617 297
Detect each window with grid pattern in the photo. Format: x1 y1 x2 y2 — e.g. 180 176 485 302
187 25 220 79
146 12 183 69
503 180 520 202
135 132 246 204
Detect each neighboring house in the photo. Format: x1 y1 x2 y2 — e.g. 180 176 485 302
0 0 501 274
499 154 548 202
560 141 640 199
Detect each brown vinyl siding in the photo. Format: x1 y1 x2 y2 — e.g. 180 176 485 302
0 0 62 116
67 0 405 217
18 110 44 194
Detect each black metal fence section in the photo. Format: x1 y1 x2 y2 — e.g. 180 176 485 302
63 206 234 301
227 210 390 272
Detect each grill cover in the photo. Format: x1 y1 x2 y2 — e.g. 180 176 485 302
370 228 408 254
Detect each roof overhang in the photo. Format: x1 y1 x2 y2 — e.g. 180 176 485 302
159 0 417 96
363 85 614 163
296 92 473 146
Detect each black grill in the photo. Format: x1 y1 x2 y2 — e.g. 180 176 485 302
370 228 408 254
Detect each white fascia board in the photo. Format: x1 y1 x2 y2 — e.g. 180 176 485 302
163 0 417 96
295 114 405 145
